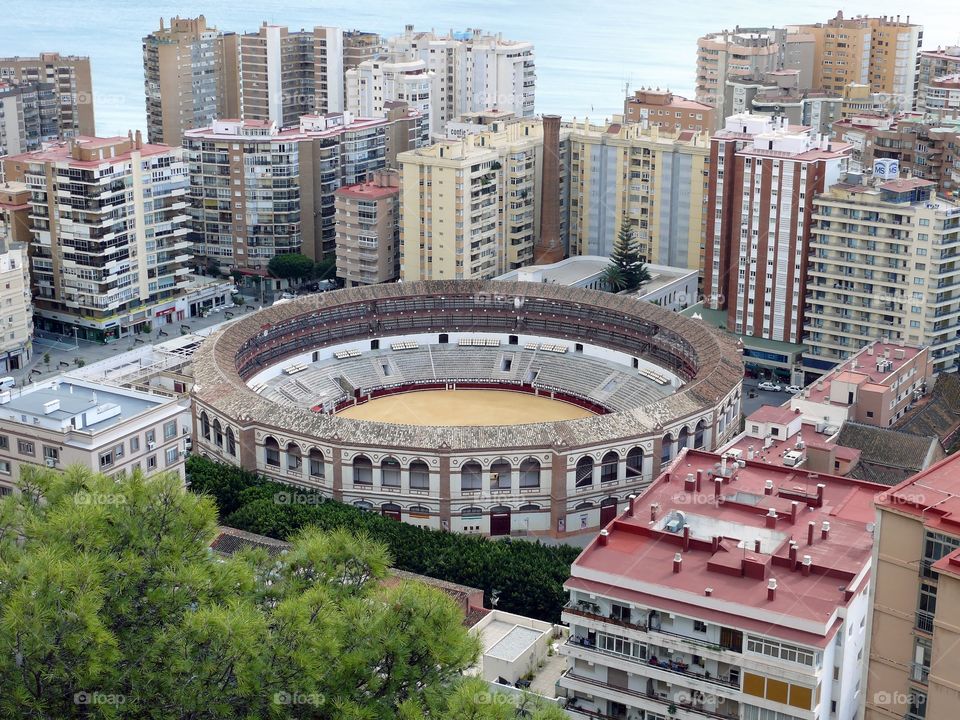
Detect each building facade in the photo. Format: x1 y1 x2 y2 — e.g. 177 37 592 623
398 118 568 280
919 75 960 119
345 56 438 132
567 120 710 272
703 113 850 345
863 453 960 720
335 169 400 286
559 448 880 720
805 177 960 375
0 52 95 138
142 16 239 145
2 133 192 342
237 23 344 127
624 88 714 133
0 241 32 373
386 26 535 130
0 377 190 494
185 112 396 268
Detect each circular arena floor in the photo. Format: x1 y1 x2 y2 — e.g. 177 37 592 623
335 389 596 426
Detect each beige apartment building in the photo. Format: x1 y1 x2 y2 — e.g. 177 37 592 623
237 23 343 127
0 52 95 137
806 176 960 375
185 112 397 267
623 88 714 132
2 133 193 343
919 46 960 100
797 12 923 110
143 16 240 145
398 118 568 281
0 241 32 373
863 452 960 720
0 181 31 246
567 120 709 272
0 377 190 495
335 169 400 286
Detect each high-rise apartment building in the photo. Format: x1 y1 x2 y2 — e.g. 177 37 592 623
142 16 240 145
919 75 960 119
345 56 438 131
342 31 382 72
695 28 788 118
559 449 880 720
237 23 344 127
805 176 960 375
0 53 95 137
567 120 709 271
725 70 842 136
918 46 960 97
0 83 32 156
185 112 395 268
795 13 923 110
373 26 535 133
863 453 960 720
703 113 850 344
382 101 430 168
398 118 567 280
1 133 192 342
335 169 400 287
0 240 32 373
623 88 714 133
0 182 32 246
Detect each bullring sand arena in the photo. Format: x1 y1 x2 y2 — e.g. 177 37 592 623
336 389 595 426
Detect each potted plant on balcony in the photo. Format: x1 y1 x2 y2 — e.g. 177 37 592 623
668 703 678 715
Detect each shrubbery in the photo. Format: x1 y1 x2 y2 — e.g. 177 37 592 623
187 456 581 621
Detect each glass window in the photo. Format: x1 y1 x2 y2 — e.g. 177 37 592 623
18 440 35 456
164 420 177 440
165 447 179 466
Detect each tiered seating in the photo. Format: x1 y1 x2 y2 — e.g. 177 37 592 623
334 349 361 359
639 367 670 385
283 362 308 375
525 342 567 353
390 341 419 351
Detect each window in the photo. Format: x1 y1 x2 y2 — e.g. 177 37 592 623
598 631 646 659
575 456 594 487
43 446 59 463
146 429 156 445
165 447 178 466
409 460 430 490
114 443 124 459
519 459 540 489
130 436 140 453
0 435 8 450
164 420 177 440
264 437 280 468
18 440 35 456
99 450 114 469
461 461 482 491
286 443 301 471
147 455 157 470
226 428 236 456
200 412 210 440
0 460 9 475
626 447 644 478
353 455 373 485
309 449 325 479
600 452 619 483
694 620 707 633
746 637 817 666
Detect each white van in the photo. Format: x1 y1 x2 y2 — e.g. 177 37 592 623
0 376 15 390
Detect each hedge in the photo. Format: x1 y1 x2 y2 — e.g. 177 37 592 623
186 456 582 622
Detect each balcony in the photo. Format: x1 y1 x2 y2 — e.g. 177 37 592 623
562 672 739 720
916 610 934 634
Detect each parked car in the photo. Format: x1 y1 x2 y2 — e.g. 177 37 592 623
785 384 803 394
758 381 783 392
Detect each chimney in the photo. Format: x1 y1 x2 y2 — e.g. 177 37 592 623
768 578 778 601
802 555 812 576
790 501 799 524
696 469 703 492
714 477 723 498
683 524 691 552
789 542 798 568
766 508 778 529
134 129 143 149
712 536 720 552
821 521 831 540
704 587 713 597
598 529 610 546
816 483 825 507
807 521 816 545
535 115 564 264
685 473 697 493
754 538 762 553
721 455 728 475
627 494 637 517
764 479 774 495
650 503 659 522
673 552 682 573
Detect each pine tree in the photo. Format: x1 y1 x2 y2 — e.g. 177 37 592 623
605 215 649 292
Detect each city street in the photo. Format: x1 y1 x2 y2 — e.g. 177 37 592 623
741 378 798 417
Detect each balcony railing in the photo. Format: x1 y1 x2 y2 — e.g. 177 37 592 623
916 610 935 634
564 639 740 689
562 671 739 720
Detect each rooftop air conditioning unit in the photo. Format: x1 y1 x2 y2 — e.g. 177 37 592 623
148 441 156 450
